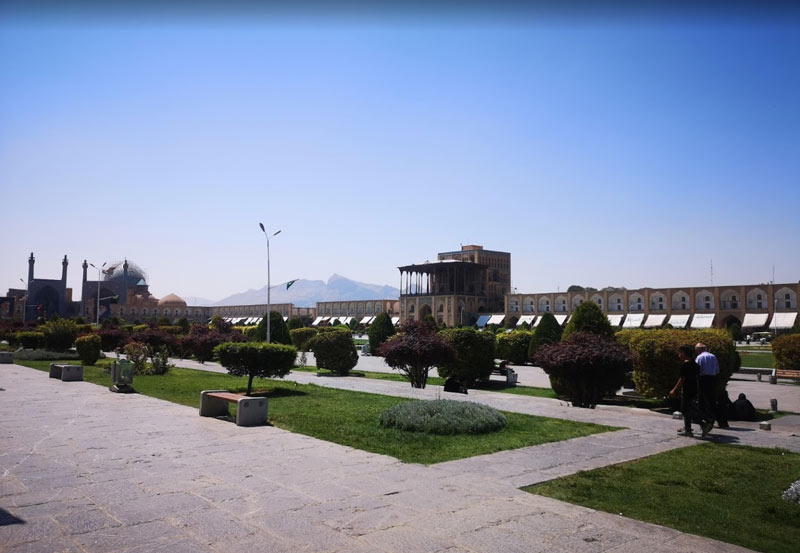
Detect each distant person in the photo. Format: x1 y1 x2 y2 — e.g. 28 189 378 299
732 393 757 421
695 342 727 428
671 345 714 438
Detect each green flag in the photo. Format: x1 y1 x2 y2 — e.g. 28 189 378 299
286 279 298 290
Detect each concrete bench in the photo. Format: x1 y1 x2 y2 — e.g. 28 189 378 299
49 363 84 382
0 351 13 364
771 369 800 383
199 390 268 427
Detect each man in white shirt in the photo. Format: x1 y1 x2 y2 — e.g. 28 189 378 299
695 342 727 428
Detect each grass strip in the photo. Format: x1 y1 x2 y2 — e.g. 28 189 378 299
738 351 775 368
524 443 800 553
18 360 615 464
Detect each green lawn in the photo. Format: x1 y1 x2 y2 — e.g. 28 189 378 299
18 360 613 464
739 351 775 368
524 443 800 553
291 366 558 399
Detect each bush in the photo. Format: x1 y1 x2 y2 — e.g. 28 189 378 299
41 319 79 351
214 341 297 395
535 332 634 408
497 330 532 365
783 478 800 505
378 400 507 435
176 317 190 333
562 301 614 340
528 312 563 360
131 328 179 355
290 327 318 351
287 317 304 330
625 329 737 398
144 346 172 375
368 312 396 355
380 320 456 389
124 342 149 375
438 328 496 384
75 334 102 365
311 328 358 376
98 328 128 352
16 331 45 350
12 348 81 361
773 334 800 372
254 312 292 345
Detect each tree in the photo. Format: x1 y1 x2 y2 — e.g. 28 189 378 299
215 342 297 396
311 328 358 375
368 313 396 355
290 327 318 351
534 332 633 408
380 320 456 388
41 318 79 351
567 285 586 292
75 334 102 365
176 317 190 333
287 317 304 330
254 311 292 345
562 301 613 340
438 327 495 385
528 312 563 360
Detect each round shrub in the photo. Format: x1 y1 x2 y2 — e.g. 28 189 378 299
496 330 532 365
310 328 358 375
254 312 292 345
535 332 634 408
75 334 102 365
41 319 79 351
215 341 297 395
773 334 800 372
562 301 614 340
16 331 45 350
381 321 456 388
368 312 396 355
528 312 563 360
437 328 495 384
378 399 507 435
626 329 737 398
290 327 318 351
98 328 128 351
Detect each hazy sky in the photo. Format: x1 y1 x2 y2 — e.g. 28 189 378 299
2 5 798 302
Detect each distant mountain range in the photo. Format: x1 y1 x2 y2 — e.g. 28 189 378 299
198 274 399 307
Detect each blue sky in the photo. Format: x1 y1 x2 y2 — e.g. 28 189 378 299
1 8 798 302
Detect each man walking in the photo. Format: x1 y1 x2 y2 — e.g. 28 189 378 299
671 345 714 437
695 342 727 428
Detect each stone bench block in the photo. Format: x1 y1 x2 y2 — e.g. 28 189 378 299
49 363 84 382
0 351 13 364
200 390 268 427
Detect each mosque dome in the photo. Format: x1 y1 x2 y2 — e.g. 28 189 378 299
102 260 148 287
158 293 187 307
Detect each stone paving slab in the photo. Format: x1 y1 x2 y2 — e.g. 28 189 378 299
2 363 794 553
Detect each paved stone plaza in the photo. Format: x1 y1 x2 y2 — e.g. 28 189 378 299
2 363 798 553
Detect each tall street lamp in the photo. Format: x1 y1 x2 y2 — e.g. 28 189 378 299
259 223 281 343
19 278 27 324
89 262 106 325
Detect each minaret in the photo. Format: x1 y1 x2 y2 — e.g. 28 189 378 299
62 255 68 283
28 252 34 283
122 259 129 305
82 260 88 285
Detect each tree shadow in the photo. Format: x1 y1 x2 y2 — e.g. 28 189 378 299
228 387 308 399
0 508 25 527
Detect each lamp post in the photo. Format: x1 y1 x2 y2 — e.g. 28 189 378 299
89 262 106 325
19 278 26 324
259 223 281 343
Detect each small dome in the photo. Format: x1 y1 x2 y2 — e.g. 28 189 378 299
157 293 186 307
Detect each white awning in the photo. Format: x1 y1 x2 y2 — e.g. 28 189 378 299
487 314 505 325
476 315 491 327
772 312 798 329
517 315 535 326
691 313 715 328
554 314 568 325
283 316 288 322
608 314 624 326
623 313 645 328
339 316 353 324
391 316 400 325
359 316 372 324
311 317 323 326
642 314 666 328
742 313 769 327
667 314 690 328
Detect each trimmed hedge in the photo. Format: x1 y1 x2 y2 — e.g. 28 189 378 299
378 400 507 435
562 301 614 340
496 330 532 365
75 334 102 365
624 328 738 398
310 328 358 375
438 328 496 384
41 319 79 351
290 327 318 351
16 331 45 350
773 334 800 372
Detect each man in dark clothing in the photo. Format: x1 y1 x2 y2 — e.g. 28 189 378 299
732 393 757 421
671 345 714 438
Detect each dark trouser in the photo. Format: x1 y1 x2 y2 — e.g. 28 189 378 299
681 393 708 432
698 375 717 422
